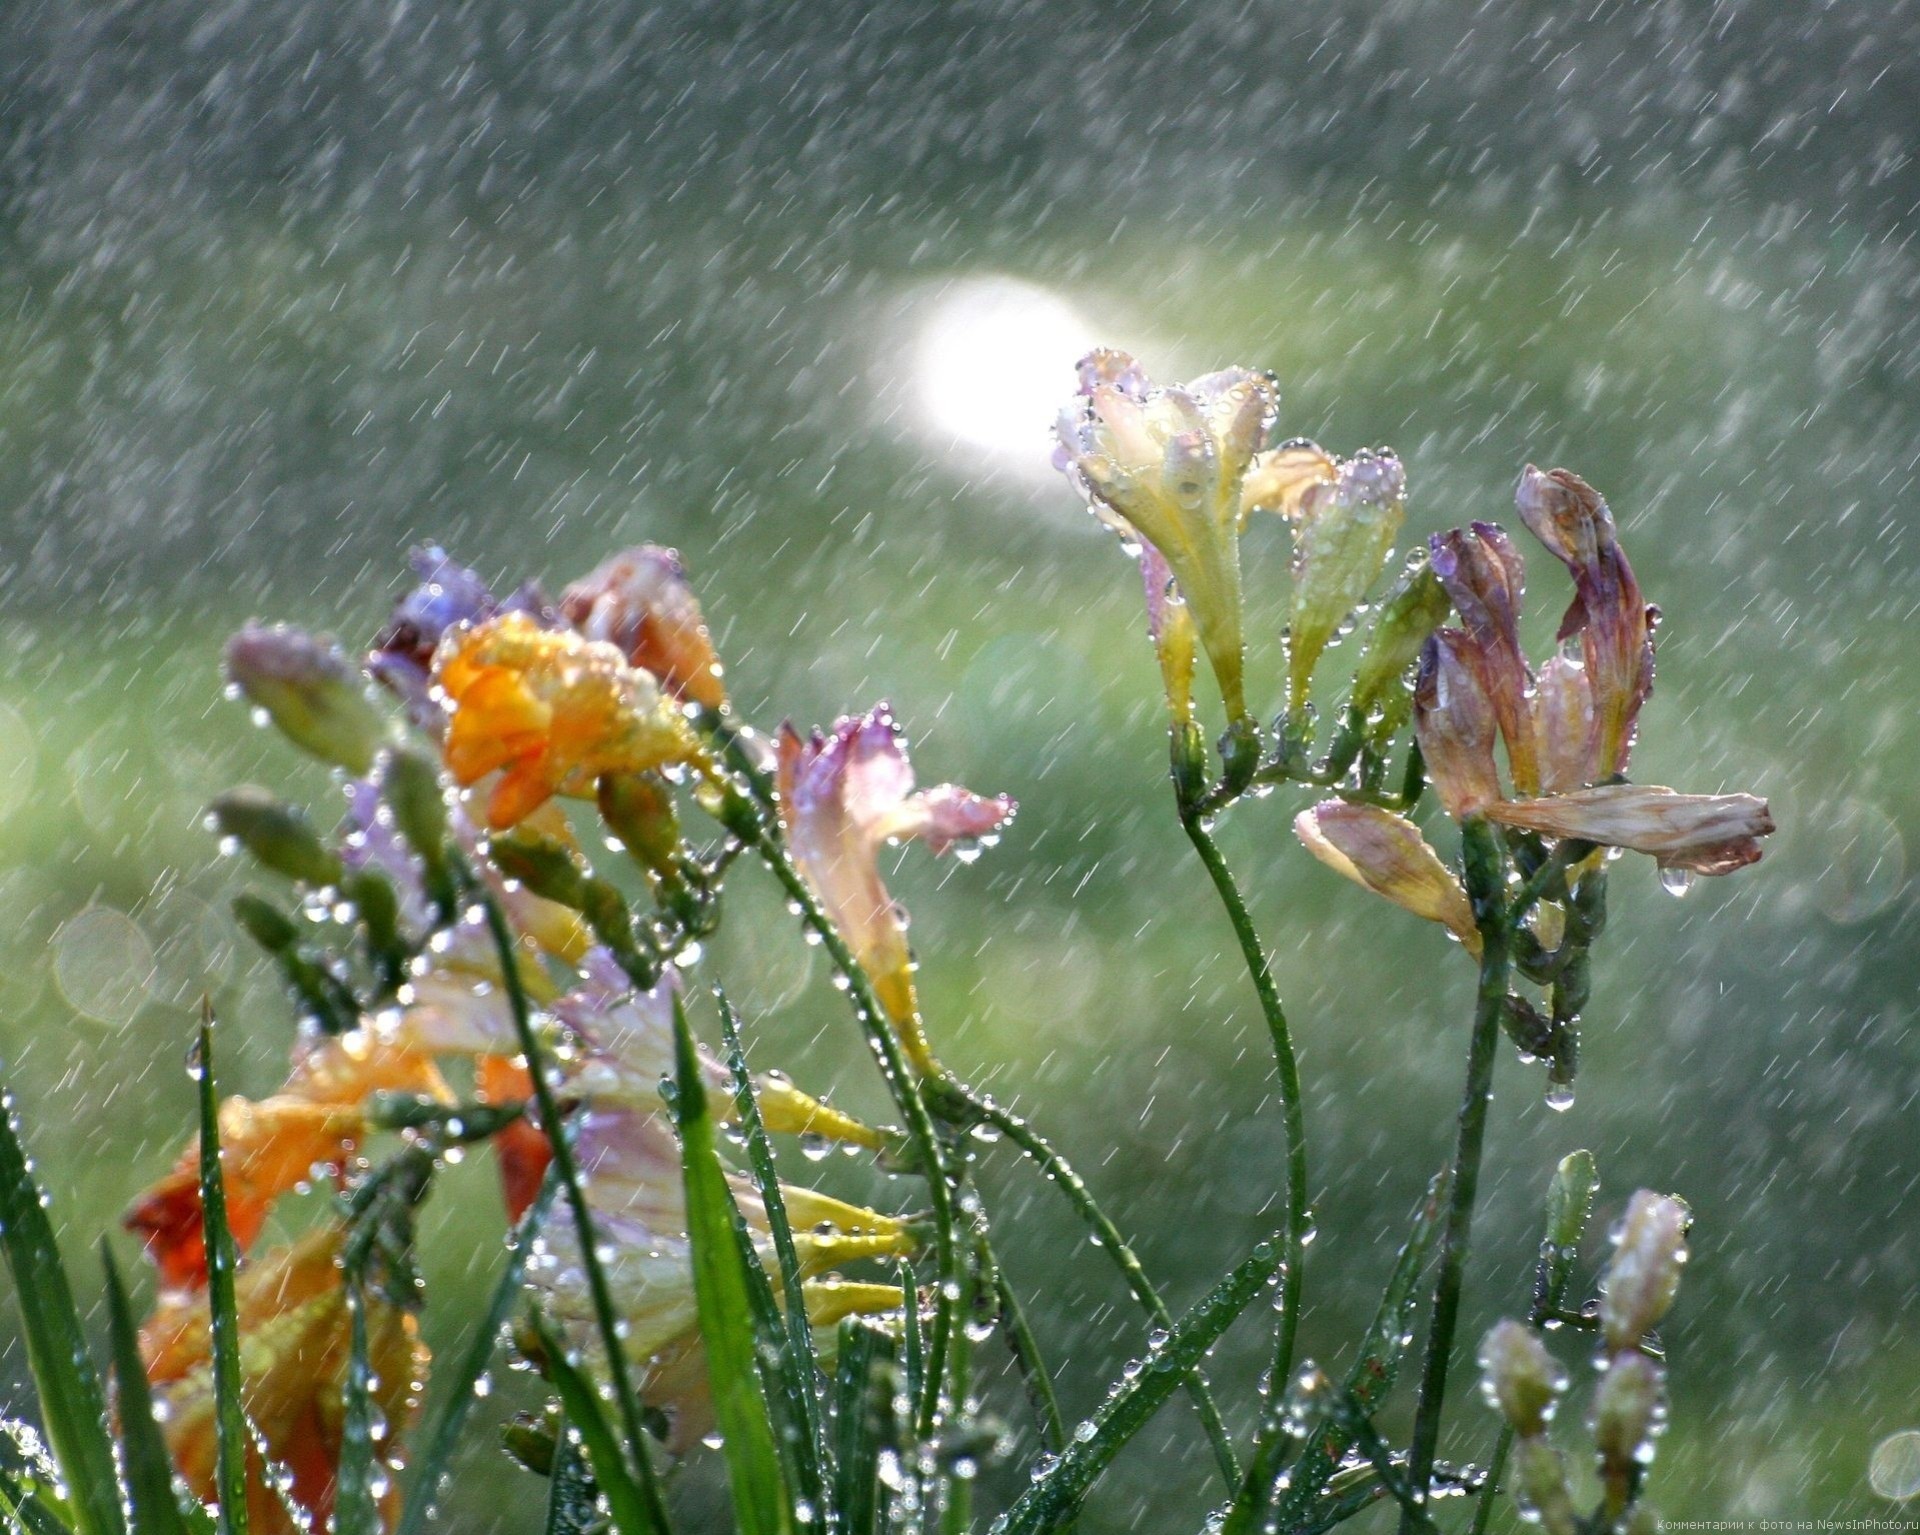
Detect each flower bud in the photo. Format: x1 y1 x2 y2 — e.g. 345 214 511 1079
1601 1191 1690 1351
1478 1319 1566 1437
1294 801 1480 954
1593 1351 1666 1488
598 771 684 876
1511 1436 1580 1535
560 546 727 711
208 787 343 887
1545 1149 1600 1255
490 830 590 909
1413 630 1504 818
225 623 385 773
1286 450 1406 711
1351 558 1450 724
379 747 450 872
1429 524 1537 793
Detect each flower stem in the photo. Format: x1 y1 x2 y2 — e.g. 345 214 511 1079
940 1079 1242 1490
1400 818 1511 1530
1178 811 1310 1411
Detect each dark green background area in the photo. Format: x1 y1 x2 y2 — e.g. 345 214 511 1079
0 2 1916 1527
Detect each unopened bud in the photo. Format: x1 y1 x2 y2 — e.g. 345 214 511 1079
490 831 589 909
379 748 449 871
1351 558 1450 726
1511 1436 1580 1535
1217 716 1261 798
1593 1351 1665 1488
1545 1150 1599 1254
1601 1191 1690 1351
209 788 343 887
1287 450 1406 712
225 623 385 773
597 772 683 874
1478 1319 1566 1437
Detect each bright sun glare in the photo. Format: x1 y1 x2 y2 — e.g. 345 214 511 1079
912 277 1099 472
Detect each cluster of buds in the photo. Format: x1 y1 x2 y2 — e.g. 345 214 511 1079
1480 1188 1691 1534
129 535 1018 1523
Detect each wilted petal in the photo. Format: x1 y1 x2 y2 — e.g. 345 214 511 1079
1287 450 1406 710
1515 466 1657 777
1485 783 1775 874
777 706 1012 1070
1429 524 1538 793
1294 801 1480 954
226 623 386 774
434 612 703 829
1414 630 1505 818
560 545 727 710
1055 351 1279 720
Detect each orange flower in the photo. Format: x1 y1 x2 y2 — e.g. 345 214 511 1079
141 1226 427 1534
125 1037 448 1289
560 546 728 711
434 612 703 829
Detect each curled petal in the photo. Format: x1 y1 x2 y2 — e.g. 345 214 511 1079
1294 801 1481 955
560 545 727 710
1485 783 1775 874
1429 524 1538 793
1414 630 1505 818
1287 450 1406 710
1515 466 1657 776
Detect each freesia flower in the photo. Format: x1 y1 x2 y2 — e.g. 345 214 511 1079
560 546 728 711
1293 801 1481 954
1599 1191 1691 1352
140 1226 426 1535
1414 468 1772 877
434 611 704 829
777 706 1014 1073
1283 449 1407 711
1055 350 1280 723
125 1036 449 1290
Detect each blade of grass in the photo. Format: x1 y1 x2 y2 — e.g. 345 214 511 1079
101 1243 191 1535
193 1008 250 1535
716 990 830 1519
395 1168 558 1535
830 1320 892 1535
991 1227 1289 1535
473 885 671 1532
670 995 796 1535
543 1416 600 1535
1249 1171 1450 1535
0 1465 77 1535
532 1314 666 1535
0 1070 127 1535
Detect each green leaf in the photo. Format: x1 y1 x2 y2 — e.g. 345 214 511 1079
670 995 796 1535
395 1170 560 1535
543 1417 601 1535
1253 1172 1449 1534
194 1009 251 1535
993 1228 1290 1535
831 1321 894 1535
717 991 829 1518
0 1068 128 1535
331 1277 380 1535
531 1314 667 1535
101 1244 192 1535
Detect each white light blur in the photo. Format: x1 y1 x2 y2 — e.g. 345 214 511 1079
909 276 1100 475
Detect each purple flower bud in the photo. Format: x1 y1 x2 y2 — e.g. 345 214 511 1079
225 622 385 773
1414 630 1505 818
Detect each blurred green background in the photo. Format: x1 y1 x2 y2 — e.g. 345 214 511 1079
1 1 1917 1527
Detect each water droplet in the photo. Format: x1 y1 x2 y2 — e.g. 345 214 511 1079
1658 866 1694 898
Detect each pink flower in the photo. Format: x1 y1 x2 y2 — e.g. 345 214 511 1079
777 706 1014 1072
559 546 728 711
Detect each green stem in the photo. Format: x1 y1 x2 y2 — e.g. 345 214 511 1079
1400 819 1511 1530
945 1081 1241 1491
474 885 672 1529
1179 812 1310 1411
